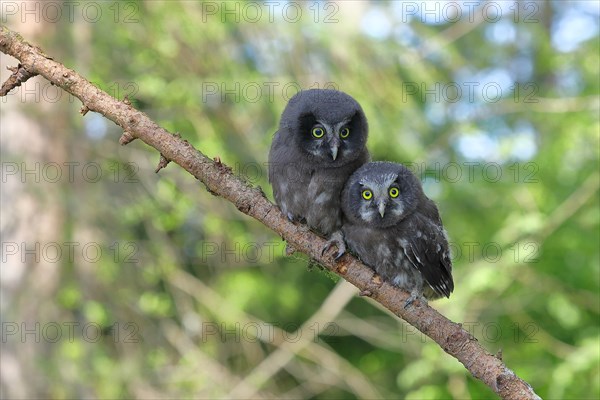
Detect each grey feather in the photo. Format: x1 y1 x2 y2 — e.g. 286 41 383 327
341 161 454 301
268 89 370 237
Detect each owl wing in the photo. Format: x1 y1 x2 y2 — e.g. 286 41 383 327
268 130 309 185
402 214 454 298
268 131 283 185
268 130 312 222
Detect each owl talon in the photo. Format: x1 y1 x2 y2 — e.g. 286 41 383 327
321 241 345 259
321 231 346 260
321 241 333 257
404 291 427 309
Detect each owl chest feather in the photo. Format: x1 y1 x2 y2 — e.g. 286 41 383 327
271 166 343 233
342 221 423 289
305 169 346 233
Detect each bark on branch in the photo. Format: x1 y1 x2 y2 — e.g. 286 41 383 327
0 25 540 400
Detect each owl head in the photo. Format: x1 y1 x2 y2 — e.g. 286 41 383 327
342 162 424 229
279 89 368 166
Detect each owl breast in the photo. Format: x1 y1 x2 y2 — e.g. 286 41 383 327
273 165 347 235
342 224 424 291
304 168 346 235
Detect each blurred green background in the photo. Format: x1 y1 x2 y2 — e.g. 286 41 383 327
1 1 598 399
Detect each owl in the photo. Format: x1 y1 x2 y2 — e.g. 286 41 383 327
268 89 370 256
341 161 454 304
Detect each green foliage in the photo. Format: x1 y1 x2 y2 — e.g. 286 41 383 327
2 1 599 399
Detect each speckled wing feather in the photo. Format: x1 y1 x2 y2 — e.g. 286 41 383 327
401 205 453 298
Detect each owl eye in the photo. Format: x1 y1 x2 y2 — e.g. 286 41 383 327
389 187 399 198
312 126 325 138
361 190 373 200
340 127 350 138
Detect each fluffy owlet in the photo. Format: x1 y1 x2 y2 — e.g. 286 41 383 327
341 161 454 304
269 89 370 255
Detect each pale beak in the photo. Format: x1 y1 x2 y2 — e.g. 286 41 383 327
378 201 386 218
330 144 339 161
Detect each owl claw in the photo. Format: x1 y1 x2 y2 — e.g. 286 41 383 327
321 231 346 260
404 290 427 309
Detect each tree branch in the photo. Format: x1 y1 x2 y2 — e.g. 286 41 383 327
0 25 540 400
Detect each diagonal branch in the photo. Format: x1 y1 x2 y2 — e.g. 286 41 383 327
0 25 540 400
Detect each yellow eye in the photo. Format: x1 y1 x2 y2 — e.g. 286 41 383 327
389 187 399 198
312 127 325 138
340 127 350 138
361 190 373 200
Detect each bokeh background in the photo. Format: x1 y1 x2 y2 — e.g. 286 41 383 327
1 1 598 399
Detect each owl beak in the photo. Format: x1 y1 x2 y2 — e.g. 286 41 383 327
377 201 386 218
330 144 339 161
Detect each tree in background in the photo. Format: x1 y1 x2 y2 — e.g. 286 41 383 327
1 1 598 399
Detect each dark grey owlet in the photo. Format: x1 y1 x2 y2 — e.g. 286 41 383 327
268 89 370 256
341 161 454 304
